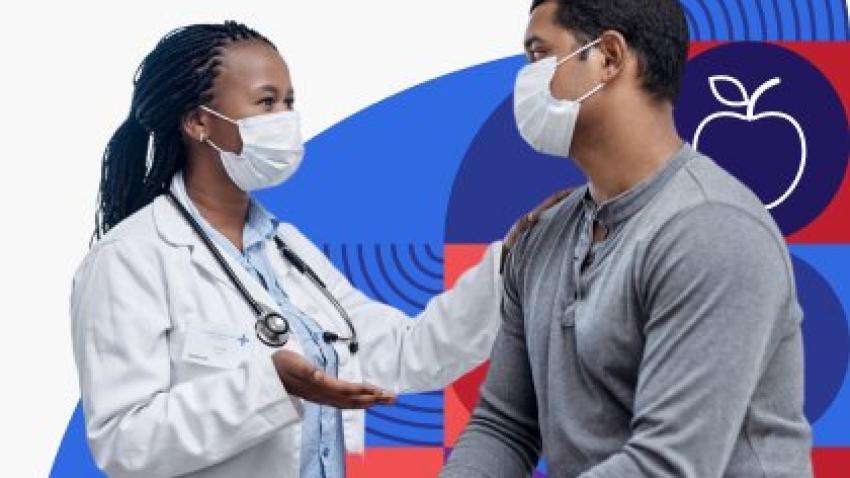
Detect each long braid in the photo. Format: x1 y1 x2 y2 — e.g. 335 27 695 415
94 20 276 242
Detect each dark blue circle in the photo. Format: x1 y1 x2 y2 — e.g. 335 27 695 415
675 42 849 236
792 254 849 423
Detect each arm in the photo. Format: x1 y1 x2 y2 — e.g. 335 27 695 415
440 239 541 477
579 203 797 477
70 240 303 478
291 230 503 393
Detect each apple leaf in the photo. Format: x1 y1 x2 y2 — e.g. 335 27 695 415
708 75 750 108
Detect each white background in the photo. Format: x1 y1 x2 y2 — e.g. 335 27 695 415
0 1 530 475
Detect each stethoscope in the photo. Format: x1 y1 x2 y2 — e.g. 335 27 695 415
165 191 359 353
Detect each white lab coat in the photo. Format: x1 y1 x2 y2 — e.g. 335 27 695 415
70 180 503 478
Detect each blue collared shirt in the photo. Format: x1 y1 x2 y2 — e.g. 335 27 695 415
174 173 345 477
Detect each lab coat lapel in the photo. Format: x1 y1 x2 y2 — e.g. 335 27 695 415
152 194 283 317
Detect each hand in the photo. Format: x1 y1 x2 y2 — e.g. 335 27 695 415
272 349 396 409
501 188 574 273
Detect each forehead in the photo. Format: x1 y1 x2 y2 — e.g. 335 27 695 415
525 2 577 45
212 40 290 91
527 2 560 35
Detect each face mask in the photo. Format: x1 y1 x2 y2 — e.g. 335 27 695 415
200 105 305 192
514 38 604 158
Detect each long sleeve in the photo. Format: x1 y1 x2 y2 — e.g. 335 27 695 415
579 203 799 477
280 225 504 394
70 239 303 478
440 239 541 477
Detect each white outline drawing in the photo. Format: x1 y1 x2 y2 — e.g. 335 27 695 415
693 75 807 210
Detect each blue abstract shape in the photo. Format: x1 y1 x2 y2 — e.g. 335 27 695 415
791 245 850 446
445 94 587 243
49 402 104 478
254 56 524 244
790 254 850 424
365 393 445 447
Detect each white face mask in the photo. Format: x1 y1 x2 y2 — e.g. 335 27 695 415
200 105 305 192
514 38 604 158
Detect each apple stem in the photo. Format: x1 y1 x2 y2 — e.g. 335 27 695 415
747 78 782 118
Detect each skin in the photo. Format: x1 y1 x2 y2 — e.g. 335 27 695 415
524 1 684 241
175 39 562 409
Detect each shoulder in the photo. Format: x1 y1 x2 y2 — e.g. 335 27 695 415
73 202 168 287
505 189 584 285
274 222 330 268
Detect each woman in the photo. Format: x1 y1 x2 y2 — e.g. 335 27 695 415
71 21 564 478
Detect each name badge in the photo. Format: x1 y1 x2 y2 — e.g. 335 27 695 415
181 323 251 369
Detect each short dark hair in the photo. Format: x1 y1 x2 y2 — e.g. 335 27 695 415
530 0 689 102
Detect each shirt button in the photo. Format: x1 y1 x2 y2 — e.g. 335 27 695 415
322 447 330 458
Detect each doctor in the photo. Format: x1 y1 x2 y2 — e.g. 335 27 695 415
71 20 564 478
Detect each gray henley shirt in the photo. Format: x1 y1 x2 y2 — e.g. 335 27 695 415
441 144 812 477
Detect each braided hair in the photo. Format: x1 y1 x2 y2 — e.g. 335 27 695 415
94 20 276 241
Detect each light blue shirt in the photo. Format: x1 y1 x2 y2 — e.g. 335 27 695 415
174 174 345 477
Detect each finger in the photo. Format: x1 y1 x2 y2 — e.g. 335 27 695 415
536 188 573 212
320 375 383 396
345 393 395 409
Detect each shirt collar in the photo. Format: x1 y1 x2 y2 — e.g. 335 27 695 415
580 142 696 227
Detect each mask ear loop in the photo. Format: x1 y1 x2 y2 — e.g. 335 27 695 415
200 105 238 124
555 37 603 67
555 37 605 104
577 83 605 103
199 105 235 154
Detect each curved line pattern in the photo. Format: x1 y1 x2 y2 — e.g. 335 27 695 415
680 0 848 41
786 0 803 40
806 0 819 38
390 245 442 295
683 4 704 40
408 244 443 280
770 0 787 40
423 243 444 263
693 0 719 39
752 0 768 40
823 0 835 39
716 0 736 39
365 427 442 447
374 245 427 309
391 401 444 414
356 244 390 303
340 244 356 287
731 0 751 39
366 409 444 430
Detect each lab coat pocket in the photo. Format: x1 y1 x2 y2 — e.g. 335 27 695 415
180 321 252 370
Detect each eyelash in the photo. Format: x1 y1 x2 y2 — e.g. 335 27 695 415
258 97 295 108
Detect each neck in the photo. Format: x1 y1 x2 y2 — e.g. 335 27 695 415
184 163 250 249
572 102 683 205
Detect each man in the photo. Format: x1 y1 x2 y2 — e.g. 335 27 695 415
441 1 812 477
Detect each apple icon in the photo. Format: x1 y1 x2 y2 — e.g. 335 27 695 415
693 75 807 210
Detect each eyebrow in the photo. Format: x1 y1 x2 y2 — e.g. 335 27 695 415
256 84 294 97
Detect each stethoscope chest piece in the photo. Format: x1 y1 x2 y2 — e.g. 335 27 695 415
255 305 290 347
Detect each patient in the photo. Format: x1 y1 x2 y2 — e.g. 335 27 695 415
441 1 812 476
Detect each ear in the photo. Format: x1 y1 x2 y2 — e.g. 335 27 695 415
597 30 628 83
180 107 208 143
